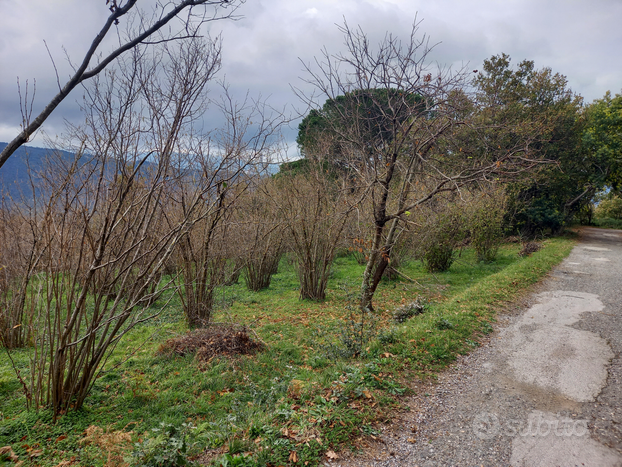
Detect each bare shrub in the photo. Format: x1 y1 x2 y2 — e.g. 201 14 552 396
170 97 283 327
236 182 285 292
0 201 40 349
275 153 356 301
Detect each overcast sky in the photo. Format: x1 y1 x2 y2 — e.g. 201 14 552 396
1 0 621 155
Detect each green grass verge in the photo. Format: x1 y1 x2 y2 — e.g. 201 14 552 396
0 237 574 466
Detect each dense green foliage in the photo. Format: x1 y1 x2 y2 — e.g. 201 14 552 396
595 195 622 220
583 91 622 192
471 54 589 236
296 88 425 165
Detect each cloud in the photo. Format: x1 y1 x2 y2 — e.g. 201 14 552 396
0 0 620 152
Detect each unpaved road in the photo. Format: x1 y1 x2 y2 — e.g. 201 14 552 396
337 227 622 467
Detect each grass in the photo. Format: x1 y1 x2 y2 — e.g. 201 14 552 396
0 237 574 466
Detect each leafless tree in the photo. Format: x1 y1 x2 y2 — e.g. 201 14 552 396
2 35 263 418
298 21 549 312
275 145 359 301
168 90 284 327
0 0 243 169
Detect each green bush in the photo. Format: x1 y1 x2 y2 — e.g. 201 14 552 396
417 207 466 273
423 242 455 272
593 217 622 229
595 196 622 220
468 194 505 262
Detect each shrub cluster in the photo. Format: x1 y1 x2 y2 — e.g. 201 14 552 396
595 196 622 220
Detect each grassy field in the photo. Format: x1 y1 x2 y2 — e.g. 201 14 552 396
0 237 575 466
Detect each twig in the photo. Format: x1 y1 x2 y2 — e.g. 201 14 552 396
391 268 428 290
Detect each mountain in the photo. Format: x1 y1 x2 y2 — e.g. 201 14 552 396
0 142 284 201
0 143 75 200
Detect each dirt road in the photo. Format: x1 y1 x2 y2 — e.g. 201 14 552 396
338 228 622 467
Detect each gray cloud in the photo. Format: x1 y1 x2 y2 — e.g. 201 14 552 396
1 0 620 152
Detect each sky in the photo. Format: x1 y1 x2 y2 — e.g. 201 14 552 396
1 0 621 157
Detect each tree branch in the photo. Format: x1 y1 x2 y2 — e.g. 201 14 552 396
0 0 240 169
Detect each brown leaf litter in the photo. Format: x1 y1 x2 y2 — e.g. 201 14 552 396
158 324 264 361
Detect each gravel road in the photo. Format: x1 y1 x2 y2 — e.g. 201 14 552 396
334 227 622 467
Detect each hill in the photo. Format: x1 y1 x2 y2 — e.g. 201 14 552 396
0 142 75 200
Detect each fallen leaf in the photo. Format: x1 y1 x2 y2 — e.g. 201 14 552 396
289 451 298 462
326 450 339 460
0 446 19 462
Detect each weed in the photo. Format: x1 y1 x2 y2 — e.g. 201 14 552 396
392 298 427 323
360 424 381 437
377 328 400 344
133 422 195 467
435 318 455 330
215 453 254 466
319 284 379 359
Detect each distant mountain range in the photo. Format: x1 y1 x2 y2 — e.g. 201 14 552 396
0 142 75 199
0 142 284 201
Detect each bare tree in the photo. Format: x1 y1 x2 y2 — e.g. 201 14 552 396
1 35 239 418
298 21 549 312
275 145 358 301
169 90 284 327
0 0 243 169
